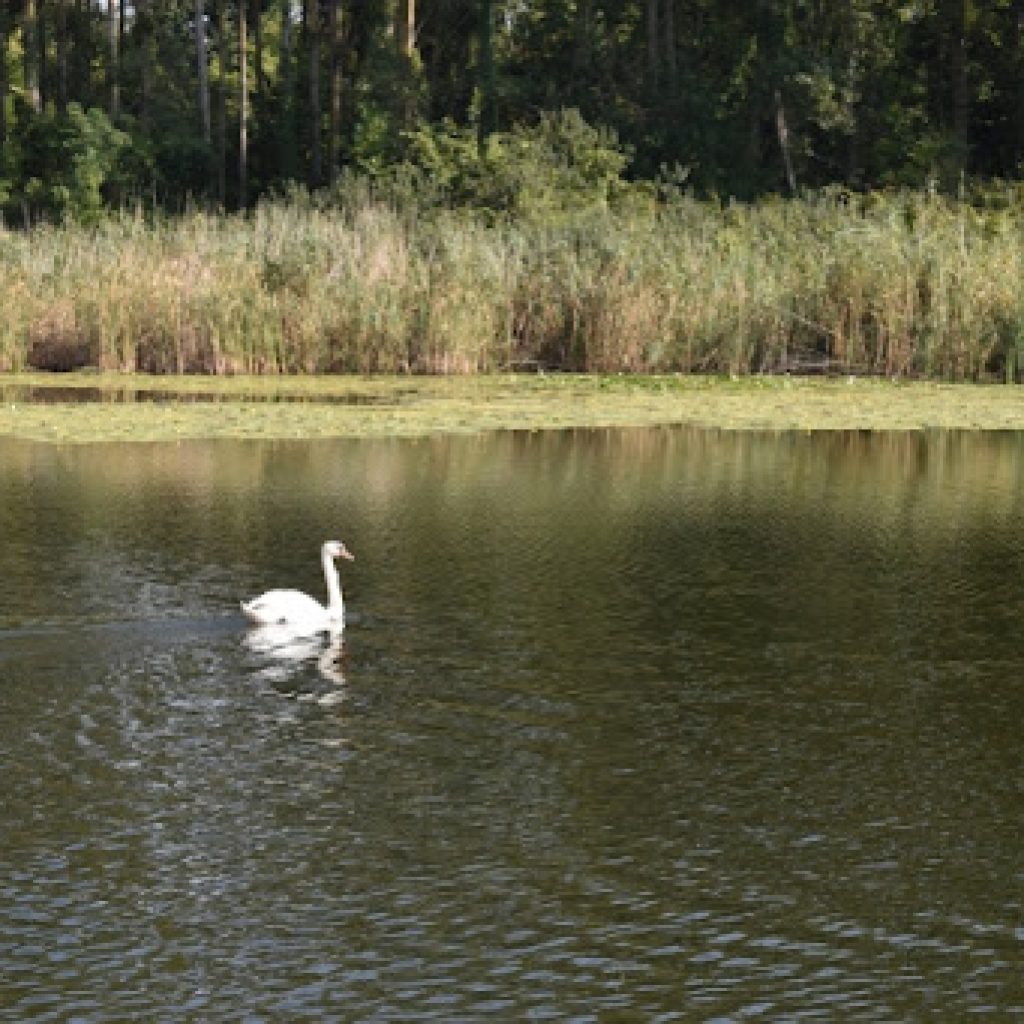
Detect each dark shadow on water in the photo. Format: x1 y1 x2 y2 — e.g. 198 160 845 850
0 384 413 406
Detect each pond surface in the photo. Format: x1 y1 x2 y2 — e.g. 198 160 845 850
1 428 1023 1020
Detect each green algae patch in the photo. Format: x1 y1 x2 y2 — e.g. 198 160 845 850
4 373 1024 443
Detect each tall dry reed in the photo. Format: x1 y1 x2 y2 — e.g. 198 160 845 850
2 191 1024 379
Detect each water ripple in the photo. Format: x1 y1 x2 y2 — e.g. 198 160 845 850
3 430 1024 1018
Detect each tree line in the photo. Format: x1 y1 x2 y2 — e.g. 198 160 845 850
0 2 1021 219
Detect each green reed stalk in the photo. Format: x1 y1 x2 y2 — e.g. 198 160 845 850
3 190 1024 379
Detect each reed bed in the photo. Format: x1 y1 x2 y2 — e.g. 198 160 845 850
2 191 1024 380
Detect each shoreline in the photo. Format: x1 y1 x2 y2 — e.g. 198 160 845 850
4 373 1024 443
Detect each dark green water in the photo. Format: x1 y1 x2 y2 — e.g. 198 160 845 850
1 429 1023 1020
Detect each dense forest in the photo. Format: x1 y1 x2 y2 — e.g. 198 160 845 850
1 1 1022 219
5 2 1024 381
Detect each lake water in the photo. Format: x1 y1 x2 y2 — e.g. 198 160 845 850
2 428 1023 1020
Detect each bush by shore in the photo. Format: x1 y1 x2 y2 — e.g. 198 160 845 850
3 188 1024 382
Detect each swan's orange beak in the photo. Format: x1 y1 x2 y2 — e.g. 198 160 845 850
339 547 355 561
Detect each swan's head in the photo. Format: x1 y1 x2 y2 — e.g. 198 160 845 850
324 540 354 562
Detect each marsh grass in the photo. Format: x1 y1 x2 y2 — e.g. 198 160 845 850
3 191 1024 380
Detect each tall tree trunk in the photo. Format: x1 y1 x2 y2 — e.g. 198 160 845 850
215 0 227 204
950 0 969 178
70 0 91 108
396 0 419 127
662 0 677 94
646 0 659 95
328 0 342 183
477 0 496 146
279 0 298 180
38 3 47 111
0 8 8 142
572 0 592 73
843 0 863 186
136 0 155 129
1016 1 1024 170
197 0 211 143
397 0 415 58
240 1 249 207
774 88 797 194
255 0 266 97
108 0 120 118
56 0 69 114
309 0 322 187
24 0 41 113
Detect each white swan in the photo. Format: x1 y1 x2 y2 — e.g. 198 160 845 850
241 540 354 632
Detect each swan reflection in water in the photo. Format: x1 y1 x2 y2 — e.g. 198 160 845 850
243 621 347 698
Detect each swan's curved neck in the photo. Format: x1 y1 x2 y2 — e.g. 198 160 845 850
322 547 344 615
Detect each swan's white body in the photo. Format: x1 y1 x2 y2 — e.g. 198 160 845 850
241 540 354 632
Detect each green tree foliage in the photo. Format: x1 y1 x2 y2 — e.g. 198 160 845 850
2 0 1024 218
376 109 631 221
2 102 131 221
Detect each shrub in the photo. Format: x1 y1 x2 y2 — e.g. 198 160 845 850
3 104 132 224
340 108 637 224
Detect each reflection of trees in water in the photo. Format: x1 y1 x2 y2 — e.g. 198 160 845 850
3 428 1024 647
5 428 1023 539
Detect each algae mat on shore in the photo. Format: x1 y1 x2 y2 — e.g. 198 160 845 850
3 374 1024 443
